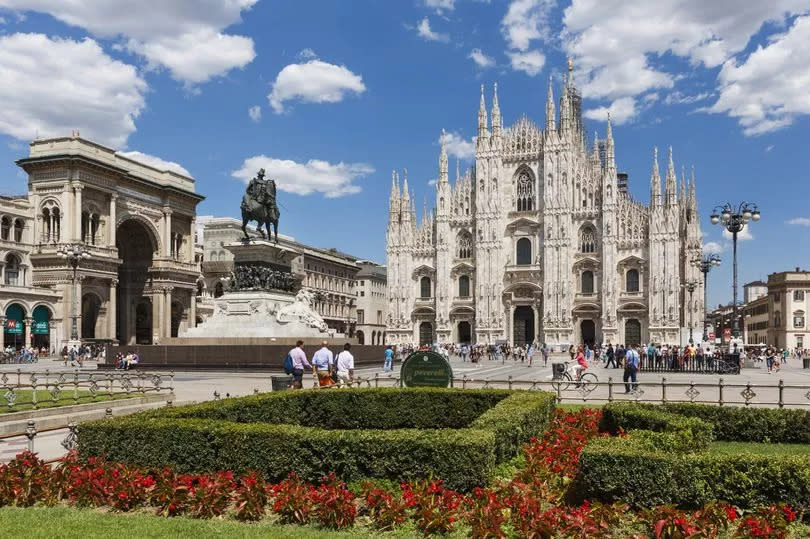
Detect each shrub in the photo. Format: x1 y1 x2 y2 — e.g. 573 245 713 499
599 403 714 451
401 479 464 536
79 388 555 491
231 471 268 521
361 483 408 531
309 473 356 530
0 451 57 507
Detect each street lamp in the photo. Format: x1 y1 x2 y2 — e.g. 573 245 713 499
709 202 761 339
681 280 699 344
57 244 91 341
691 254 721 342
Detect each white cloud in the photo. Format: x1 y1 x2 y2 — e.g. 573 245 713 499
507 49 545 76
765 144 774 152
703 241 726 255
117 150 191 176
248 105 262 122
425 0 455 13
416 17 449 42
707 15 810 136
0 0 258 85
562 0 808 124
232 155 374 198
788 217 810 226
442 131 475 160
0 16 6 24
664 91 712 105
268 59 366 114
468 48 495 68
297 48 317 60
722 224 754 241
583 96 637 124
0 33 146 147
427 179 438 187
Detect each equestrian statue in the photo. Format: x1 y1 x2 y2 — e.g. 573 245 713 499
241 168 280 242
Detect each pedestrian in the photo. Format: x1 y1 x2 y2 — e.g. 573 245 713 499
765 346 776 374
527 343 535 367
541 342 549 366
313 341 335 387
624 346 640 393
383 345 394 372
605 343 617 368
288 340 312 389
336 343 355 386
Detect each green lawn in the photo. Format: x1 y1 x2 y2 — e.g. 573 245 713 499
0 390 147 414
0 506 452 538
710 441 810 456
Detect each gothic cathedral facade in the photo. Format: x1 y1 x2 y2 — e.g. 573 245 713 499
386 69 703 348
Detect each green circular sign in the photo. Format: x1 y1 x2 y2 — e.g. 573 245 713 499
400 351 453 388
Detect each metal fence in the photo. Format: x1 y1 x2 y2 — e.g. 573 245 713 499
633 355 741 374
0 369 174 411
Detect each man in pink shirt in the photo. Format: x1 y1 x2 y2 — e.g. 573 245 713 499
288 340 312 389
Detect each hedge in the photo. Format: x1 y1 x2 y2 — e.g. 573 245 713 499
571 436 810 509
599 403 714 451
79 388 556 491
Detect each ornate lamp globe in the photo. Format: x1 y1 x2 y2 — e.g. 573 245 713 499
751 210 761 221
721 210 731 223
742 209 752 220
710 213 720 225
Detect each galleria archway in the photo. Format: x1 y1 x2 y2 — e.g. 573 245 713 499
117 219 156 345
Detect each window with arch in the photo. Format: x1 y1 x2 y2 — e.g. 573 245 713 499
794 290 805 302
516 237 531 265
0 216 9 240
516 171 535 211
794 311 805 329
4 253 21 285
458 275 470 298
579 226 596 253
13 219 23 242
420 276 432 298
456 231 472 259
581 270 594 294
81 210 100 245
626 269 640 293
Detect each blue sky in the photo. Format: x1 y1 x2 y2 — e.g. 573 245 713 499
0 1 809 308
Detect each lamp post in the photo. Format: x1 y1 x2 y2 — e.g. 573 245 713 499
709 202 761 339
682 280 699 344
57 244 91 342
692 254 721 342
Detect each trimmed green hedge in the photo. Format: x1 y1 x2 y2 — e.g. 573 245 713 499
572 435 810 509
79 388 556 491
599 403 714 451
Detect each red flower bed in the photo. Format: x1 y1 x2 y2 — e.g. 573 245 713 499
0 409 803 537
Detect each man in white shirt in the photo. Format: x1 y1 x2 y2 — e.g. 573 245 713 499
336 343 355 386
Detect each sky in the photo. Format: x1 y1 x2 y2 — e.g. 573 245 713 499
0 0 809 309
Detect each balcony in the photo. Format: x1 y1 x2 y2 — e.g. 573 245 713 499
504 263 542 282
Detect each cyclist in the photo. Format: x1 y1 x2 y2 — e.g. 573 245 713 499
574 345 588 381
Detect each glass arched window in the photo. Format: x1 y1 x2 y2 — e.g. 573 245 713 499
516 238 531 265
51 208 61 242
580 226 596 253
626 269 639 292
516 171 534 212
5 253 20 285
457 232 472 259
581 270 594 294
458 275 470 298
0 216 9 240
420 277 432 298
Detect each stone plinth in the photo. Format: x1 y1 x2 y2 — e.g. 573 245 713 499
226 239 301 271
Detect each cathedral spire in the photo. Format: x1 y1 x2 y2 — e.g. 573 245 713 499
438 129 449 185
651 147 662 208
478 84 488 139
456 158 460 183
402 168 410 202
491 83 501 137
680 165 687 203
390 170 399 200
689 166 698 212
560 80 571 136
665 146 677 205
545 75 556 132
605 113 615 171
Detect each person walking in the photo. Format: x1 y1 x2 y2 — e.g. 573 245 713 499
336 343 355 386
541 342 549 366
605 344 617 369
383 345 394 372
288 340 312 389
765 346 776 374
312 341 334 387
623 346 640 393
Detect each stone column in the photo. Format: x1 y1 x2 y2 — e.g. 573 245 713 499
189 217 196 262
0 316 5 350
152 293 161 344
24 317 32 348
189 289 196 329
109 193 118 247
73 184 83 242
162 208 172 257
108 279 117 341
532 304 540 343
507 302 515 345
75 275 84 340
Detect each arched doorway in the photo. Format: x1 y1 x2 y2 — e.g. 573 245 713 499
4 303 26 350
171 301 182 338
419 321 433 345
356 330 365 345
31 305 51 350
82 294 101 339
117 219 156 345
625 319 641 347
513 306 534 346
371 330 377 345
580 319 596 347
458 321 472 344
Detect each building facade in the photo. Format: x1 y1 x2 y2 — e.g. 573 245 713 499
354 261 387 345
1 135 203 351
767 269 809 350
386 68 703 347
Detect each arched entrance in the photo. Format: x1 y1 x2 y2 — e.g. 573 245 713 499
3 303 26 350
625 319 641 347
82 293 101 339
513 306 534 346
580 319 596 347
117 219 156 345
171 301 183 338
31 305 51 350
419 322 433 345
458 321 472 344
356 330 365 345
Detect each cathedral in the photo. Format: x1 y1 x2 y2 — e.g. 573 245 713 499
386 65 704 348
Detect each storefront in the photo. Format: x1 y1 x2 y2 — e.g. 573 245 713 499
32 305 51 351
4 303 25 350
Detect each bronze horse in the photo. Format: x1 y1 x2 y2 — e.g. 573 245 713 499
241 172 279 242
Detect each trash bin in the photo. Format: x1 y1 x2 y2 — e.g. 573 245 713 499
803 358 810 370
270 375 292 392
552 362 566 380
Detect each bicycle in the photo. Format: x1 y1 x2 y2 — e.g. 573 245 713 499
551 361 599 392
